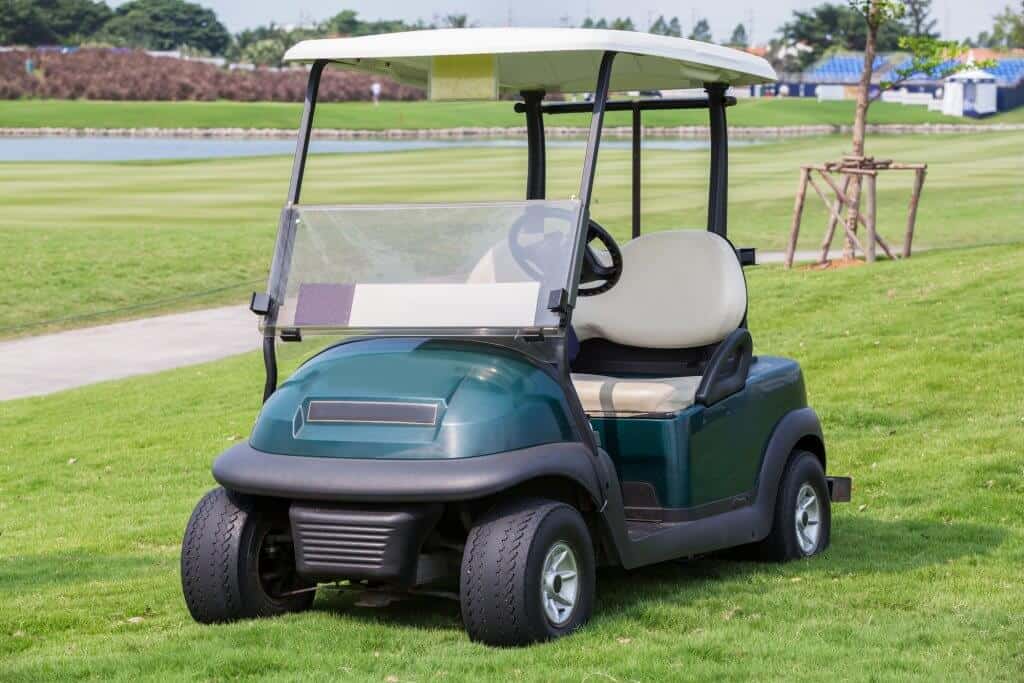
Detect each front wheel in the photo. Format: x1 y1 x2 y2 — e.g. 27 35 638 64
181 487 314 623
460 499 595 646
757 451 832 561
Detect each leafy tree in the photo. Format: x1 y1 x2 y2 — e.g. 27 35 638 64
780 3 907 68
727 23 749 47
320 10 411 38
689 18 713 42
649 15 682 37
902 0 938 38
581 17 634 30
838 0 985 257
241 38 288 67
977 2 1024 48
442 14 470 28
0 0 58 45
0 0 114 45
101 0 231 54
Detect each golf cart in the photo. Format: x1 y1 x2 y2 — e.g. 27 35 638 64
181 28 851 646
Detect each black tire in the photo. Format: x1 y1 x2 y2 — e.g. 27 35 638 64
756 450 831 562
181 487 314 624
460 498 596 646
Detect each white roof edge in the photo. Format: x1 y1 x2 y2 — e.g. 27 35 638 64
946 68 996 81
283 28 776 90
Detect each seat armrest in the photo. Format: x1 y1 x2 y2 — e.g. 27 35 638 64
695 328 753 406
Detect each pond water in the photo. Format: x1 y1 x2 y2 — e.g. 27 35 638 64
0 135 770 162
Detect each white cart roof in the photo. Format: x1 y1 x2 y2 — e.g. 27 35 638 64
284 28 776 93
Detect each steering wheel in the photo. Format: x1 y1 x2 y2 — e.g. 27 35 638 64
507 209 623 297
577 219 623 297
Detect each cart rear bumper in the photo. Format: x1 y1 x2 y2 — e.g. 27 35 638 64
827 476 852 502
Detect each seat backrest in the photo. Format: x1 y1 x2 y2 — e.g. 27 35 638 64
573 230 746 350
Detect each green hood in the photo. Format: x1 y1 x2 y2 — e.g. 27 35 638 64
250 338 577 460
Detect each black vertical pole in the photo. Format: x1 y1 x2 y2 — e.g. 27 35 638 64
561 51 616 463
569 51 616 309
706 82 729 238
286 60 326 205
262 60 325 403
522 90 547 200
632 102 642 239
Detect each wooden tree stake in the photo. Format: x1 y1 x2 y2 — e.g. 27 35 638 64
865 173 877 263
818 173 852 264
785 168 810 268
904 167 927 258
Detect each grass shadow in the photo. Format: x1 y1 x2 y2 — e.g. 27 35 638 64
308 515 1006 632
594 515 1006 618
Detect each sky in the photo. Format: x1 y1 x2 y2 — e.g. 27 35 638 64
117 1 1013 43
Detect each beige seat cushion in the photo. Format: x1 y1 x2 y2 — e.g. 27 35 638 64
573 230 747 349
571 373 702 414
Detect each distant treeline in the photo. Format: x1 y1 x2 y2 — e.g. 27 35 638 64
0 49 423 102
0 0 470 67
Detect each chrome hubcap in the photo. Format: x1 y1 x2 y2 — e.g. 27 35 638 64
795 483 822 554
541 541 579 626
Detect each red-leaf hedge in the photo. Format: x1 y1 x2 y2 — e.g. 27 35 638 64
0 49 424 101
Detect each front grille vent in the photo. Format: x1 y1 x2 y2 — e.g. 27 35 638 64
289 503 441 586
293 520 391 570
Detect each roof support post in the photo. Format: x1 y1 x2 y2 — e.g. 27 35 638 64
706 82 729 238
632 102 642 239
286 60 326 205
559 50 617 462
569 51 616 309
262 60 325 403
521 90 547 200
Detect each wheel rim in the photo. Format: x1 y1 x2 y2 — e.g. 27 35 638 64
794 483 822 554
257 527 304 599
541 541 580 626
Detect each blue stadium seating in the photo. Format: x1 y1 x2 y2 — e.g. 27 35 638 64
806 54 1024 87
989 58 1024 86
891 58 959 80
806 55 887 83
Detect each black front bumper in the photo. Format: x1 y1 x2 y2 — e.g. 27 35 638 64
212 441 603 504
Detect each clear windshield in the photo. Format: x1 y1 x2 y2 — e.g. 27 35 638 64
265 200 583 337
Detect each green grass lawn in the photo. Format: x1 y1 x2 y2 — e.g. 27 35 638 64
3 131 1022 337
2 245 1022 680
2 97 1018 131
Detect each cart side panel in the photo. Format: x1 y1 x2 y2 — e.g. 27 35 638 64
589 356 807 513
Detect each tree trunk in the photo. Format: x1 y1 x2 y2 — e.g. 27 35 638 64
851 0 880 157
846 0 881 256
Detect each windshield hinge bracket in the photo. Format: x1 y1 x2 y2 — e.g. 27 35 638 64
547 288 573 316
250 292 272 316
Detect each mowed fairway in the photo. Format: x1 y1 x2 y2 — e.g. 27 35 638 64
2 131 1023 336
0 97 1011 131
2 245 1023 680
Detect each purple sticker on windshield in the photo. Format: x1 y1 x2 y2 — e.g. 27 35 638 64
294 283 355 327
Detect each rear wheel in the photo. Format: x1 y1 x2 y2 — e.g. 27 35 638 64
756 450 831 562
181 487 314 623
460 499 595 646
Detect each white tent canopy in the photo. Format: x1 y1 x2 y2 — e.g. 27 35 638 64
284 28 776 94
945 68 996 82
942 68 998 117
